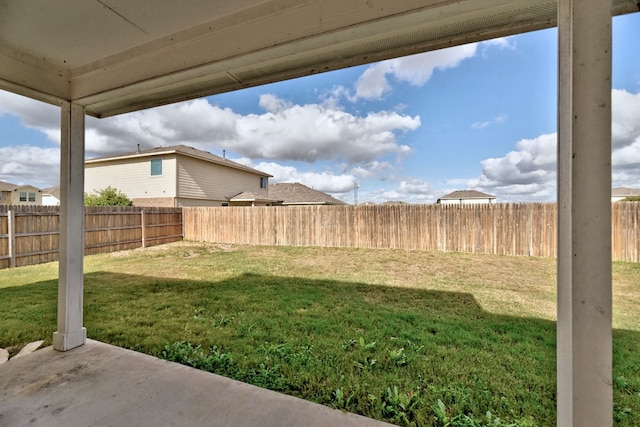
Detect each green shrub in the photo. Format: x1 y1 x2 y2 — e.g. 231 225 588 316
84 186 132 206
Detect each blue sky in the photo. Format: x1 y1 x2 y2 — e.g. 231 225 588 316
1 13 639 204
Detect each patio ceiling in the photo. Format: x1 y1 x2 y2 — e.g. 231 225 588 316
2 0 637 118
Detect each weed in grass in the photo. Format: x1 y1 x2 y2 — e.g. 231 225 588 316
353 356 377 370
160 341 234 375
240 363 288 392
388 347 408 367
358 336 377 351
381 386 421 426
257 342 314 367
405 339 424 353
211 314 234 329
236 321 256 338
333 388 355 410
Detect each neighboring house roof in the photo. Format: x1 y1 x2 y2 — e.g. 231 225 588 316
612 187 640 197
86 145 272 177
42 186 61 200
437 190 496 202
268 183 347 205
0 180 16 191
229 191 279 204
0 180 40 191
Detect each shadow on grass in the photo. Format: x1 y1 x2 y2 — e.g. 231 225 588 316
1 271 639 426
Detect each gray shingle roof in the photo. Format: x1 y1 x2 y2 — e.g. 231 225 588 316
42 186 61 200
0 180 17 191
229 191 279 203
268 182 347 205
437 190 496 201
612 187 640 197
85 145 271 177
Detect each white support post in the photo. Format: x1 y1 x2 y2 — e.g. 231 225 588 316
53 102 87 351
557 1 612 426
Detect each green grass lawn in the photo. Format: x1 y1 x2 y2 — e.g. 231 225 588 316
1 242 639 426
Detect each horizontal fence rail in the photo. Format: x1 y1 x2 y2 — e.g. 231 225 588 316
184 203 640 262
0 205 183 269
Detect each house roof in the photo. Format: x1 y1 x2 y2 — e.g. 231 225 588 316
438 190 497 201
229 191 279 203
42 186 61 200
612 187 640 197
0 180 40 192
2 2 636 119
86 145 271 177
268 183 347 205
0 180 17 191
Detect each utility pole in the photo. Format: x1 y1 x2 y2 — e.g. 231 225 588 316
353 182 359 206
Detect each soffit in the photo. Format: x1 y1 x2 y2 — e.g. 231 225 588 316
1 0 637 117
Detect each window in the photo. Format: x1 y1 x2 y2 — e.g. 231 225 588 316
19 191 27 202
150 158 162 176
28 192 36 202
260 177 267 189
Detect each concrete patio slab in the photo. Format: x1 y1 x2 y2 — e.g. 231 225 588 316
0 340 394 427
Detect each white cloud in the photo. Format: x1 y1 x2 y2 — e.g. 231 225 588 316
396 178 431 194
258 94 293 113
351 37 514 101
87 96 420 165
0 90 421 188
466 133 557 202
249 161 356 193
350 161 394 180
353 44 478 100
361 177 435 204
465 89 640 201
0 145 60 187
472 114 508 129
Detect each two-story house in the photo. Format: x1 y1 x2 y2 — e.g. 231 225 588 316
85 145 274 207
0 180 43 205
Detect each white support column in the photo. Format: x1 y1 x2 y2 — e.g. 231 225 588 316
557 1 612 426
53 102 87 351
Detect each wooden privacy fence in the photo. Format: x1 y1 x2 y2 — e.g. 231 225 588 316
184 203 640 262
0 206 183 269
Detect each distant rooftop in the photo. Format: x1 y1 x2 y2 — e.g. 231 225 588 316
437 190 497 201
268 183 347 205
612 187 640 197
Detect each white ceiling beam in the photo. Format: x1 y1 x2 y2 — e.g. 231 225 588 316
0 43 69 104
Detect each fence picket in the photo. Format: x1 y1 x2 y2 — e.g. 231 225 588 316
0 205 182 269
183 203 640 262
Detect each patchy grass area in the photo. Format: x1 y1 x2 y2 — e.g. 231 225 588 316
1 242 639 426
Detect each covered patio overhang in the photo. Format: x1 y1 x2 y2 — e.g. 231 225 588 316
2 1 638 425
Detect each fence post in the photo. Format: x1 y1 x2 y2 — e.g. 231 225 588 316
8 210 15 268
141 209 146 248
